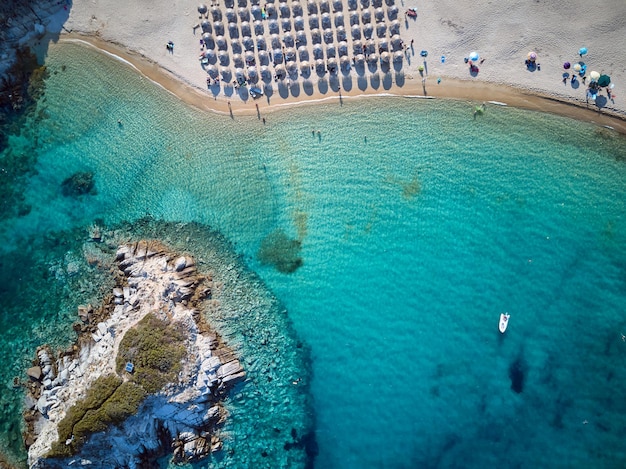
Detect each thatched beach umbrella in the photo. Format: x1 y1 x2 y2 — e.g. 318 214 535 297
350 11 359 25
326 43 336 57
362 10 371 23
226 8 237 22
320 0 330 13
251 5 262 20
393 51 403 63
351 24 361 40
235 67 245 80
258 49 269 64
363 23 373 39
352 39 363 54
241 21 252 36
294 16 305 30
348 0 358 10
221 67 231 80
228 23 239 39
298 45 309 60
292 1 303 16
271 33 281 49
355 53 365 64
203 49 216 61
247 66 258 82
376 23 386 38
365 39 375 53
309 14 319 29
388 5 398 20
379 38 389 51
338 41 348 56
268 19 279 34
311 28 322 44
245 50 256 64
297 30 307 45
340 55 351 70
333 0 343 11
254 20 264 35
335 12 344 27
391 34 401 48
198 4 208 14
206 64 219 77
211 6 222 21
283 31 295 46
203 32 213 43
308 0 318 14
390 19 400 35
315 59 326 73
273 48 284 64
287 60 298 74
216 35 227 50
300 60 310 73
279 2 290 18
380 51 390 63
231 39 242 54
313 44 324 59
322 12 331 29
256 35 266 49
324 28 334 44
214 21 225 35
232 53 244 67
327 57 338 70
281 18 292 31
261 65 272 81
375 7 384 21
336 26 346 42
201 20 211 33
285 47 296 61
239 7 250 21
367 52 378 63
218 51 229 66
266 4 276 16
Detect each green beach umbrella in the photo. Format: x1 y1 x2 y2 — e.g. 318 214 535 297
598 74 611 87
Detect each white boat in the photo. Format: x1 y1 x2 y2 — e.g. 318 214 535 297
499 312 510 333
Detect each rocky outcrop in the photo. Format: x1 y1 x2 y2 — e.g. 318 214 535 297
24 240 246 468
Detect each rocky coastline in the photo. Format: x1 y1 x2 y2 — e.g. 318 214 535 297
22 239 246 468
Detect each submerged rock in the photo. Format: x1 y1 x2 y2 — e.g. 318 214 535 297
60 171 96 197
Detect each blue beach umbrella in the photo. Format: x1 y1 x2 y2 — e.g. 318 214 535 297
469 51 479 62
578 47 588 56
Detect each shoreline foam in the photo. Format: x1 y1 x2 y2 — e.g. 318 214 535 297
58 34 626 134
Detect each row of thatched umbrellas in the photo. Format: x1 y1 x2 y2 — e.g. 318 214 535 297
199 0 397 17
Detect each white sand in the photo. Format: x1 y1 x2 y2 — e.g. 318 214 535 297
56 0 626 122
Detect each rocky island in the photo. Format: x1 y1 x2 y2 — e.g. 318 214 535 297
23 239 247 467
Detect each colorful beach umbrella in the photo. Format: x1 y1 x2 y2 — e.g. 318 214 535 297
563 61 571 69
527 51 537 61
589 70 600 81
469 51 480 62
578 47 588 56
573 63 582 72
598 74 611 87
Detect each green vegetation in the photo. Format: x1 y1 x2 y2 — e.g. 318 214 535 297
116 313 187 393
47 313 186 458
48 375 146 458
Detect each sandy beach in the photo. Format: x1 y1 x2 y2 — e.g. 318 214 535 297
40 0 626 130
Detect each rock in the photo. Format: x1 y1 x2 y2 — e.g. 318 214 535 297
174 256 187 271
113 288 123 298
27 366 42 381
216 361 243 379
97 322 108 335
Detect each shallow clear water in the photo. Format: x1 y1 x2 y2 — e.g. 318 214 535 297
1 42 626 467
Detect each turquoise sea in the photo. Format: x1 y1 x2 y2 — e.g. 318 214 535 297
1 42 626 467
